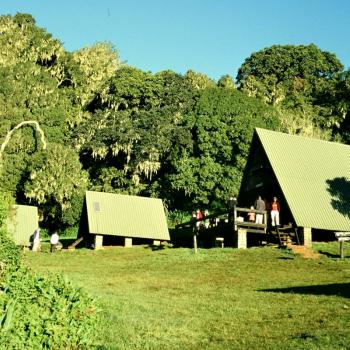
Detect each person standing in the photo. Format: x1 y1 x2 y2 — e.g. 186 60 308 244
195 209 203 230
254 196 265 224
50 231 59 252
247 206 256 223
271 197 280 227
203 209 210 229
32 228 41 252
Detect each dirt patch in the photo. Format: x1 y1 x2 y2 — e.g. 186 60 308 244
287 244 321 259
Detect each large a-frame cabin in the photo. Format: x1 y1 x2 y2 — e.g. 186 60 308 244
238 128 350 246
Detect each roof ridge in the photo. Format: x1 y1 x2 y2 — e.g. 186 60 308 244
255 127 350 149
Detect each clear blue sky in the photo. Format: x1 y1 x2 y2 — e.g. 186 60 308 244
2 0 350 80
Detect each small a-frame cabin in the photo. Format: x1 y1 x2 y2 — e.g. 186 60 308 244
7 205 38 246
78 191 170 249
238 128 350 246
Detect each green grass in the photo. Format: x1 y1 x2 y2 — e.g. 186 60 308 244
23 243 350 350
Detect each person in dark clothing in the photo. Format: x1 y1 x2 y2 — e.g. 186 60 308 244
254 196 266 224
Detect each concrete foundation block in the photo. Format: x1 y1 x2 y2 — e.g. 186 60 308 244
125 237 132 247
94 235 103 250
235 228 247 249
301 227 312 247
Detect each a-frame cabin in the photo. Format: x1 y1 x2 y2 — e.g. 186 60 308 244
238 128 350 246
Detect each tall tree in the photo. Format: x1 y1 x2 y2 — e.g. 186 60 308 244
237 44 344 138
24 144 88 228
169 87 281 206
75 67 195 201
334 69 350 142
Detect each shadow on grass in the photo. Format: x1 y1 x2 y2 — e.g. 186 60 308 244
143 244 169 251
260 283 350 298
318 250 341 258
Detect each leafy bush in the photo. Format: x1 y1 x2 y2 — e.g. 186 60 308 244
167 209 191 228
0 192 13 227
0 228 21 279
62 226 79 238
0 191 98 348
0 192 20 279
0 267 98 349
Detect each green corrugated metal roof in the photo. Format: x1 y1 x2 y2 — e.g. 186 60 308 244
7 205 38 245
85 191 170 240
255 128 350 231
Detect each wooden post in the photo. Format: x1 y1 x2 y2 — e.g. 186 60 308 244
231 204 237 248
340 240 344 260
335 233 350 259
193 233 198 253
227 196 237 247
233 205 237 232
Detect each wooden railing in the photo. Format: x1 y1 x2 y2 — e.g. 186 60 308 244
235 207 267 233
175 207 268 232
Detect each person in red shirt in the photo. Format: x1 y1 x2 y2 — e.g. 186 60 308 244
196 209 203 220
271 197 280 227
247 206 256 222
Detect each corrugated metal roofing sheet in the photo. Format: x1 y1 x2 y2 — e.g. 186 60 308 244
85 191 170 240
7 205 38 245
256 128 350 231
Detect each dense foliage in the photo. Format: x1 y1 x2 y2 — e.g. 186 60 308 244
0 189 98 349
1 13 350 226
237 44 345 138
0 193 20 277
0 269 97 349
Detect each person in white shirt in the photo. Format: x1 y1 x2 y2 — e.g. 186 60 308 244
50 231 59 252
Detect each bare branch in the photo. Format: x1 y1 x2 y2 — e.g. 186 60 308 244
0 120 47 161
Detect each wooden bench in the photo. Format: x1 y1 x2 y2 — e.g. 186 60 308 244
215 237 224 248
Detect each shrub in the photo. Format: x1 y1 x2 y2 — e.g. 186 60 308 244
0 192 98 349
0 267 98 349
0 193 20 279
167 209 191 228
0 192 13 227
0 228 21 279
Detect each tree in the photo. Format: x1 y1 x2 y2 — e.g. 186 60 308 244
237 44 344 137
169 87 281 206
69 42 121 110
333 69 350 142
217 74 236 89
185 70 217 90
237 44 343 91
24 144 88 228
0 13 64 70
0 13 77 201
75 68 195 201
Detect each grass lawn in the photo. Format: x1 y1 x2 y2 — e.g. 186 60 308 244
24 242 350 350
